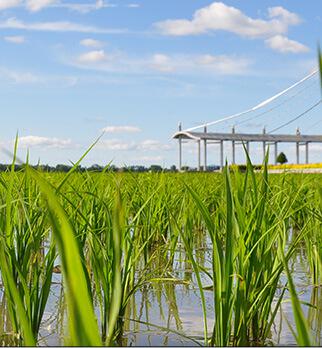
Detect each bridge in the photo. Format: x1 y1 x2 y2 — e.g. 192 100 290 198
173 69 322 171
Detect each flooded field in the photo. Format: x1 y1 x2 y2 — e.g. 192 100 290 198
33 238 322 346
0 164 322 346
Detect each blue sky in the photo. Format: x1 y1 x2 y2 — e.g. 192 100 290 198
0 0 321 167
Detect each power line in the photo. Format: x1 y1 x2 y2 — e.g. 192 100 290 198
235 77 318 127
268 99 322 134
184 69 318 132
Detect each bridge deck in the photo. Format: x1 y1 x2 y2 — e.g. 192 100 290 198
173 131 322 143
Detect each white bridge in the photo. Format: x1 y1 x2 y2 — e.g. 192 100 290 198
173 69 322 171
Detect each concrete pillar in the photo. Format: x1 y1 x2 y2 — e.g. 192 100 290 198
178 122 182 171
232 126 235 164
274 142 278 164
296 142 300 164
305 142 309 164
296 128 300 165
197 140 201 171
203 126 207 171
262 127 266 161
220 140 224 169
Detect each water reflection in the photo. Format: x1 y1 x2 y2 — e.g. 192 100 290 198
1 229 321 346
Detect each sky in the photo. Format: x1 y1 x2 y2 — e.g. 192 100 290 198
0 0 321 167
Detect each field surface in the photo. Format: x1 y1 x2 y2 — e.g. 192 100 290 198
0 166 322 346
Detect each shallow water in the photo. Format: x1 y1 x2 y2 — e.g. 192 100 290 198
32 241 322 347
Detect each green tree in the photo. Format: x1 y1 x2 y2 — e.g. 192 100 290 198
276 152 288 164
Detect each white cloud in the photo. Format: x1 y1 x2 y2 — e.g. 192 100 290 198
138 140 172 151
78 50 107 63
102 125 141 133
265 35 309 54
149 53 251 75
151 54 174 72
0 66 81 87
196 54 250 74
98 138 172 152
72 51 251 76
0 0 21 10
98 139 137 151
127 3 140 8
267 6 300 26
19 136 73 149
25 0 57 12
4 35 25 43
55 1 117 13
136 156 164 162
155 2 301 38
80 38 104 48
0 67 39 83
0 17 126 34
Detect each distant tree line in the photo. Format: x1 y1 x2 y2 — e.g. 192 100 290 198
0 163 179 173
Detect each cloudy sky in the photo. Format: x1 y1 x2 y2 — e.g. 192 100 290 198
0 0 321 167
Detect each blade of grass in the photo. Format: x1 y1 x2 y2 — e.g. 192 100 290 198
27 167 101 346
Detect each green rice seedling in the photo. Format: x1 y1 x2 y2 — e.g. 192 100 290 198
26 166 102 346
281 248 314 346
178 150 312 346
1 137 321 347
0 141 56 345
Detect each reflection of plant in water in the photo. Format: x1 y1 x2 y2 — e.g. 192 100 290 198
308 287 322 345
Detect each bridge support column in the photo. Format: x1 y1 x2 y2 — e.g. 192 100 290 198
232 127 235 164
296 142 300 164
197 140 201 171
203 126 207 171
220 140 224 169
274 142 278 164
296 128 300 165
305 142 309 164
178 122 182 171
262 127 266 161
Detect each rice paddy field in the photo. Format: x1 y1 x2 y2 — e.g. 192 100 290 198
1 149 322 347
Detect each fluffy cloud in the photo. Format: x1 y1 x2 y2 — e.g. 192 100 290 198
102 126 141 133
0 67 39 83
0 66 79 86
150 53 251 75
80 38 104 48
19 136 73 148
4 35 25 43
265 35 309 53
25 0 57 12
0 17 125 34
78 50 107 63
127 3 140 8
196 54 251 74
73 51 251 75
98 139 137 151
0 0 21 10
56 1 116 13
155 2 301 38
138 140 172 151
0 0 116 12
136 156 164 162
98 139 172 152
151 54 175 73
